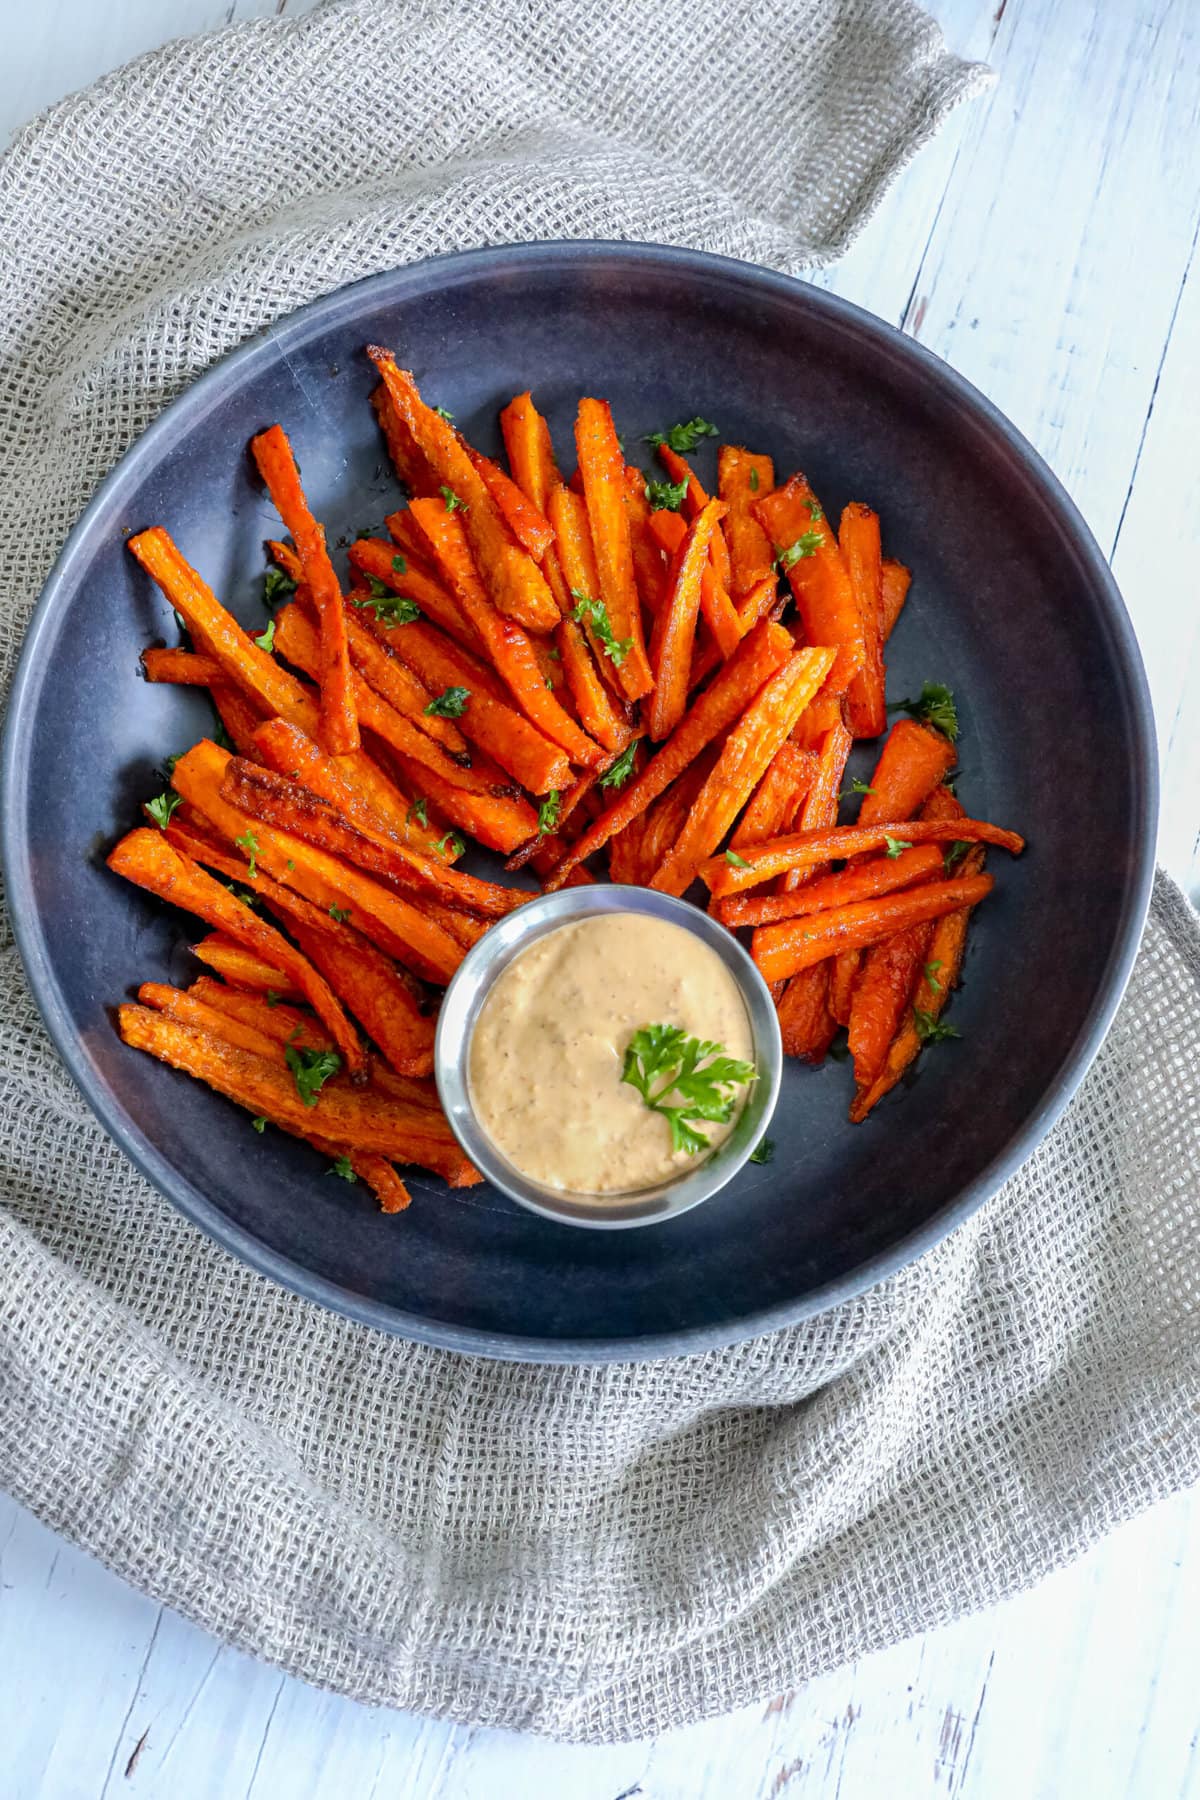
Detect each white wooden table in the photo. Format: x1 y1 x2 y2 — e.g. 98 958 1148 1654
2 2 1198 1795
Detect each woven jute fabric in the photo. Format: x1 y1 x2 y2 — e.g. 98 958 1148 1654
1 0 1196 1746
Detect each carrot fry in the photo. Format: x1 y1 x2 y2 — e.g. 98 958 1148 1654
371 384 440 498
333 601 469 760
329 1148 412 1213
116 1005 475 1181
699 565 743 659
729 742 817 853
654 445 733 590
208 684 264 758
828 950 860 1028
849 845 987 1121
390 751 539 855
407 495 602 766
468 448 555 560
248 716 445 862
542 618 794 889
718 844 945 928
778 718 852 892
688 572 781 690
347 535 481 652
138 981 284 1060
368 351 560 634
555 617 633 753
189 935 297 995
108 827 366 1075
289 922 436 1075
172 740 464 984
704 816 1023 896
647 498 727 741
575 398 654 700
250 425 358 754
847 920 935 1097
630 754 715 885
650 647 836 896
751 873 996 982
719 447 776 596
839 503 886 738
755 475 863 672
499 391 560 514
856 718 957 828
881 558 911 642
549 482 629 689
222 758 526 920
776 964 838 1062
142 647 223 685
623 466 670 613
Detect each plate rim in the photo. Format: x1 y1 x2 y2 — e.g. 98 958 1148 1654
0 239 1159 1363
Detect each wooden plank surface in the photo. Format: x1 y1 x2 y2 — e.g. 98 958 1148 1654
0 0 1197 1794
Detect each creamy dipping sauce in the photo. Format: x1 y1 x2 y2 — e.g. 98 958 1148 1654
468 913 755 1194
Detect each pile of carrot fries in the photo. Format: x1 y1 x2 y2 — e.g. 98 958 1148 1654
111 349 1024 1212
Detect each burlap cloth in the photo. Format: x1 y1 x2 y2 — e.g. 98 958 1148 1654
0 0 1197 1746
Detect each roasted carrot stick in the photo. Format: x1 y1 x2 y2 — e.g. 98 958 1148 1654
250 425 358 754
499 392 578 616
650 647 836 896
623 465 670 614
108 828 366 1075
630 754 715 885
718 447 775 596
248 716 444 862
751 873 995 982
172 740 465 984
647 498 727 741
555 617 632 754
654 445 733 591
116 1004 475 1180
828 950 860 1028
371 384 440 497
575 398 653 700
755 475 863 674
138 981 284 1060
542 618 794 889
839 503 886 738
467 448 555 560
846 920 934 1098
368 351 559 634
346 536 481 652
857 718 956 828
222 759 526 919
776 964 837 1062
848 845 987 1121
704 816 1023 895
881 558 911 642
189 935 297 995
718 844 945 928
186 979 334 1053
142 647 223 685
728 742 817 853
406 496 602 766
777 718 853 894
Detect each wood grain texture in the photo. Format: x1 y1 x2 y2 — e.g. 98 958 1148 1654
0 0 1197 1793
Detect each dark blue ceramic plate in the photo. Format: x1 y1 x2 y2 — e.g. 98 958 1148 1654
2 244 1156 1362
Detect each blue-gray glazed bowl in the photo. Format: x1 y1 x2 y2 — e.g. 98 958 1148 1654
0 243 1156 1362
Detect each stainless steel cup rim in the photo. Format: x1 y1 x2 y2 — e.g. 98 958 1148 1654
433 884 783 1229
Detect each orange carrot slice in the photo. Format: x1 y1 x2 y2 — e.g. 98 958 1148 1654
839 502 886 738
142 647 222 685
881 558 911 642
703 816 1023 895
646 498 727 741
575 398 653 700
468 448 555 560
718 844 945 928
755 475 863 674
857 719 957 828
719 447 775 596
189 935 296 995
776 964 838 1062
751 874 995 982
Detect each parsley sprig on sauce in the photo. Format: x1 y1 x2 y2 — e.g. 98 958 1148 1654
622 1025 757 1157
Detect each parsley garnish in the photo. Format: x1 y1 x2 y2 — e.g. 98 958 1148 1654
439 485 467 513
254 619 276 653
284 1041 342 1106
890 681 959 741
777 531 823 570
924 960 944 992
749 1136 775 1165
749 467 759 493
328 904 352 923
265 991 281 1008
725 849 751 868
146 791 182 830
433 406 455 423
537 790 562 837
839 777 876 801
251 1116 267 1133
352 591 421 627
621 1024 757 1157
327 1154 357 1182
944 839 971 873
408 797 429 828
424 685 470 718
645 477 689 512
570 591 633 667
599 740 638 789
234 828 259 877
286 859 295 871
436 830 465 858
263 566 296 609
644 418 718 455
806 497 824 522
392 554 407 574
914 1010 960 1044
884 836 913 858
